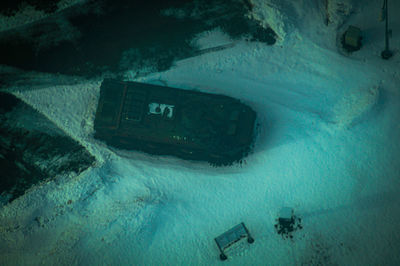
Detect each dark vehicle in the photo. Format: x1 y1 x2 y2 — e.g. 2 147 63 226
94 79 257 165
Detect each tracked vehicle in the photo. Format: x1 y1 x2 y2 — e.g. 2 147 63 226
94 79 257 165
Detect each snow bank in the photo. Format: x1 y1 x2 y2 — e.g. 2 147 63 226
326 0 355 27
247 0 288 44
331 85 380 129
247 0 357 45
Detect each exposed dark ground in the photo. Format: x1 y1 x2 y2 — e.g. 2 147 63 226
0 0 276 78
0 0 61 16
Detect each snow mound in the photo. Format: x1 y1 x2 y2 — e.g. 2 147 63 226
247 0 356 44
326 0 354 27
331 85 380 129
247 0 287 44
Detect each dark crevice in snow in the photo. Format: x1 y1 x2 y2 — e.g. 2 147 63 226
0 92 95 204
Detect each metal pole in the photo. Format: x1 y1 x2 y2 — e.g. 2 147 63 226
381 0 393 59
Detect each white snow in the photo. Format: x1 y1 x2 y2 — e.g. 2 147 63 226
1 0 400 265
190 28 233 50
246 0 289 44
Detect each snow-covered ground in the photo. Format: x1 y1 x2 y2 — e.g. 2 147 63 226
1 0 400 265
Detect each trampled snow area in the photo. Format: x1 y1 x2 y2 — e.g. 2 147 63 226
1 0 400 265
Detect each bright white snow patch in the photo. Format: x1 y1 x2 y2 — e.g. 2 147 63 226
247 0 288 43
190 28 233 50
